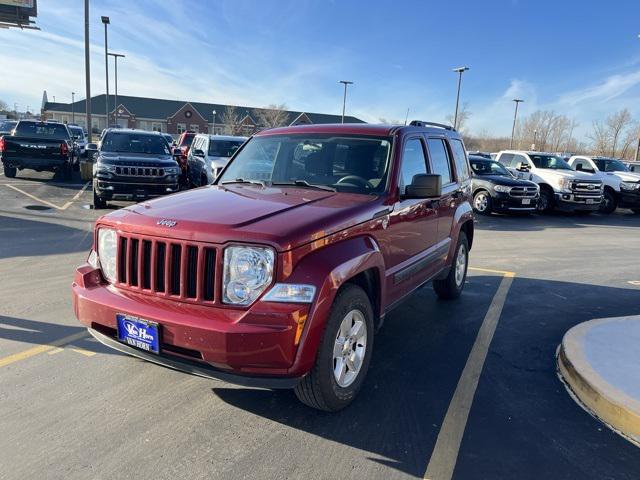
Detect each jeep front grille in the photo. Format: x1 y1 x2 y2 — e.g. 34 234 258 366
114 165 165 177
116 233 217 303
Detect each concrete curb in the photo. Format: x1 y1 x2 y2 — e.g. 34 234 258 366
557 316 640 446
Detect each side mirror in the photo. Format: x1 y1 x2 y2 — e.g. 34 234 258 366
192 149 205 157
404 174 441 199
516 162 530 172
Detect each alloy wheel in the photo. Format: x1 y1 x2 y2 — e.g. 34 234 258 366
455 243 467 287
474 193 488 212
333 309 367 388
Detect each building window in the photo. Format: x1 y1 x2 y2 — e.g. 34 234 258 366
177 123 187 134
60 115 69 124
152 123 162 132
190 124 199 133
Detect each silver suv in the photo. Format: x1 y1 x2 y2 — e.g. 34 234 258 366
187 134 247 186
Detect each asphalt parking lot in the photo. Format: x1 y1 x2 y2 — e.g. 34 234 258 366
1 169 639 480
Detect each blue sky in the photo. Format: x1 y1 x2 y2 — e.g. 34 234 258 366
1 0 640 140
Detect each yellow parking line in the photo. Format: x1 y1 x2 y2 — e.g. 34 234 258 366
469 266 516 277
4 181 90 210
70 347 96 357
61 182 90 210
0 331 88 368
424 270 515 480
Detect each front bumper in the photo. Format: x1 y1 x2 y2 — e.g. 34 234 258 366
72 265 310 387
95 178 179 200
554 192 602 211
619 190 640 209
493 192 539 212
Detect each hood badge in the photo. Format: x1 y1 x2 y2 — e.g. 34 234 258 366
157 219 178 227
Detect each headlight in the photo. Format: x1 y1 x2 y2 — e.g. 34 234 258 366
97 162 116 173
557 178 572 191
165 166 180 174
87 249 99 269
263 284 316 303
223 245 274 305
620 181 640 191
494 185 511 193
97 228 117 283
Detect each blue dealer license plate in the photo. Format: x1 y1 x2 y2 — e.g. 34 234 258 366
116 314 160 354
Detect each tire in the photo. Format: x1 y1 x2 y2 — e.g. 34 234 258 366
433 231 469 300
599 189 617 214
473 190 493 215
3 165 16 178
294 284 374 412
93 182 107 209
537 187 554 213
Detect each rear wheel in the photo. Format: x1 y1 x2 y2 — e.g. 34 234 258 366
294 284 373 411
3 165 16 178
599 189 617 214
433 231 469 300
473 190 493 215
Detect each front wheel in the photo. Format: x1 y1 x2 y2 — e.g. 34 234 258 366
537 188 554 213
473 191 493 215
294 284 373 411
93 182 107 209
433 231 469 300
599 190 617 214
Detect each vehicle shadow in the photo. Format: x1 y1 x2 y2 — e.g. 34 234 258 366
212 276 640 479
475 209 639 232
0 214 92 259
0 316 121 356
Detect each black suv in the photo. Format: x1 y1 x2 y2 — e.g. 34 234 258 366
469 155 539 214
93 129 180 209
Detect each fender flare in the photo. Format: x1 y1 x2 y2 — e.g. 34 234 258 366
285 235 385 376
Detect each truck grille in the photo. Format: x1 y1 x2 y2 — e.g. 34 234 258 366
116 233 217 303
509 186 538 197
115 166 165 177
571 180 602 197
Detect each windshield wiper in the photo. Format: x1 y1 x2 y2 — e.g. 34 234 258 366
272 180 336 192
221 178 267 187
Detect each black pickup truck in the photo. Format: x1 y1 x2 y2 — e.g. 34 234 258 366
0 120 76 179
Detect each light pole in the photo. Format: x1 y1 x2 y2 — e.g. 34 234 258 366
101 16 110 128
533 129 538 151
510 98 524 149
71 92 75 123
84 0 92 140
212 110 216 134
108 52 125 126
339 80 354 123
452 66 469 130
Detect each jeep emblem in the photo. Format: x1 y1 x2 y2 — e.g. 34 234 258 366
157 219 177 227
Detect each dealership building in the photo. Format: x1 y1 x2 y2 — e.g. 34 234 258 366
40 92 364 136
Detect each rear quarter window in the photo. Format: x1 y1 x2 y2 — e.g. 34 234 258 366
449 138 470 181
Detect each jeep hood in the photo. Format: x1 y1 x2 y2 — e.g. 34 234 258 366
100 185 381 251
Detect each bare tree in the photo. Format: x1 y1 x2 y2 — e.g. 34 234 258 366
606 109 632 157
253 104 289 129
587 120 611 156
0 99 8 112
220 106 243 135
620 123 640 160
445 103 471 134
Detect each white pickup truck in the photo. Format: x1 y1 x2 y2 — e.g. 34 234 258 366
496 151 603 213
567 156 640 214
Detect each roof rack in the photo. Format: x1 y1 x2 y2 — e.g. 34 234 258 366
409 120 455 131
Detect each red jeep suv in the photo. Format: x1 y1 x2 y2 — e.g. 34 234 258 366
72 121 474 411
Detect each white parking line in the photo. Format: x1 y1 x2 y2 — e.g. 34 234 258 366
424 271 515 480
5 181 90 210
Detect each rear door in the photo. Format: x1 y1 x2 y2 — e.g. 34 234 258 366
426 137 458 248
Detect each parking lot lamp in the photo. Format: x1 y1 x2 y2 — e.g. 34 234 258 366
212 110 216 134
452 66 469 130
84 0 91 141
108 53 125 126
339 80 354 123
71 92 75 123
510 99 524 149
533 129 538 151
101 16 110 128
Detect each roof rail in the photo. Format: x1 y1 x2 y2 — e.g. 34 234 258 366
409 120 456 131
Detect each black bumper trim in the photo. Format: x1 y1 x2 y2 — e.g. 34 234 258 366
87 328 302 389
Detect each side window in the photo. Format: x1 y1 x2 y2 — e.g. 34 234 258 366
512 154 529 168
399 138 428 194
427 138 453 185
498 153 514 167
449 139 470 181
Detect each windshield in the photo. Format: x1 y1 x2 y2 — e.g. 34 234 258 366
530 154 572 170
470 158 510 176
594 159 629 172
209 139 244 157
69 127 85 139
101 132 171 155
0 120 17 132
218 134 392 195
180 134 195 147
14 122 70 140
